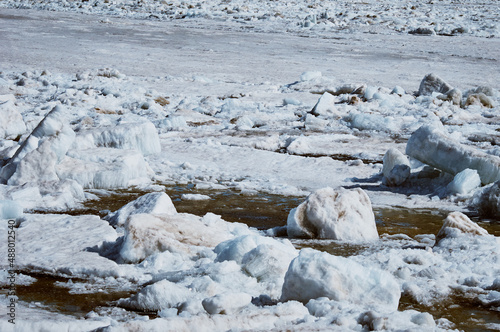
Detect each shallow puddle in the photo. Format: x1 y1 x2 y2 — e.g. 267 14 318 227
20 185 500 329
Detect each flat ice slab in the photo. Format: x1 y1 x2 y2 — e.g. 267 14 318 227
406 125 500 184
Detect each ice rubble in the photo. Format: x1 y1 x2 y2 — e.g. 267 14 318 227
1 183 497 331
0 103 161 211
287 187 378 240
310 92 337 117
0 105 75 185
202 292 253 315
406 124 500 185
2 0 498 39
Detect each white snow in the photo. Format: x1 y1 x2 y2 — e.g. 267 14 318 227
1 105 75 185
0 214 124 278
118 279 195 312
57 148 153 189
287 187 378 241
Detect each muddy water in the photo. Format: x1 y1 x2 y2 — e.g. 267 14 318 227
19 186 500 330
12 274 134 318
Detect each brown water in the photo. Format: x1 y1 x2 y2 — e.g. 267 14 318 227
4 273 134 318
16 185 500 330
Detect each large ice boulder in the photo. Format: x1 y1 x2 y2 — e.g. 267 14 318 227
435 212 488 246
0 95 26 139
447 168 481 195
382 148 410 186
72 120 161 156
56 148 152 189
281 249 401 312
406 125 500 184
105 192 177 227
0 105 75 184
286 187 378 241
118 213 251 263
418 73 453 96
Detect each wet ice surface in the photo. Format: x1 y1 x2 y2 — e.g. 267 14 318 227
0 1 500 331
